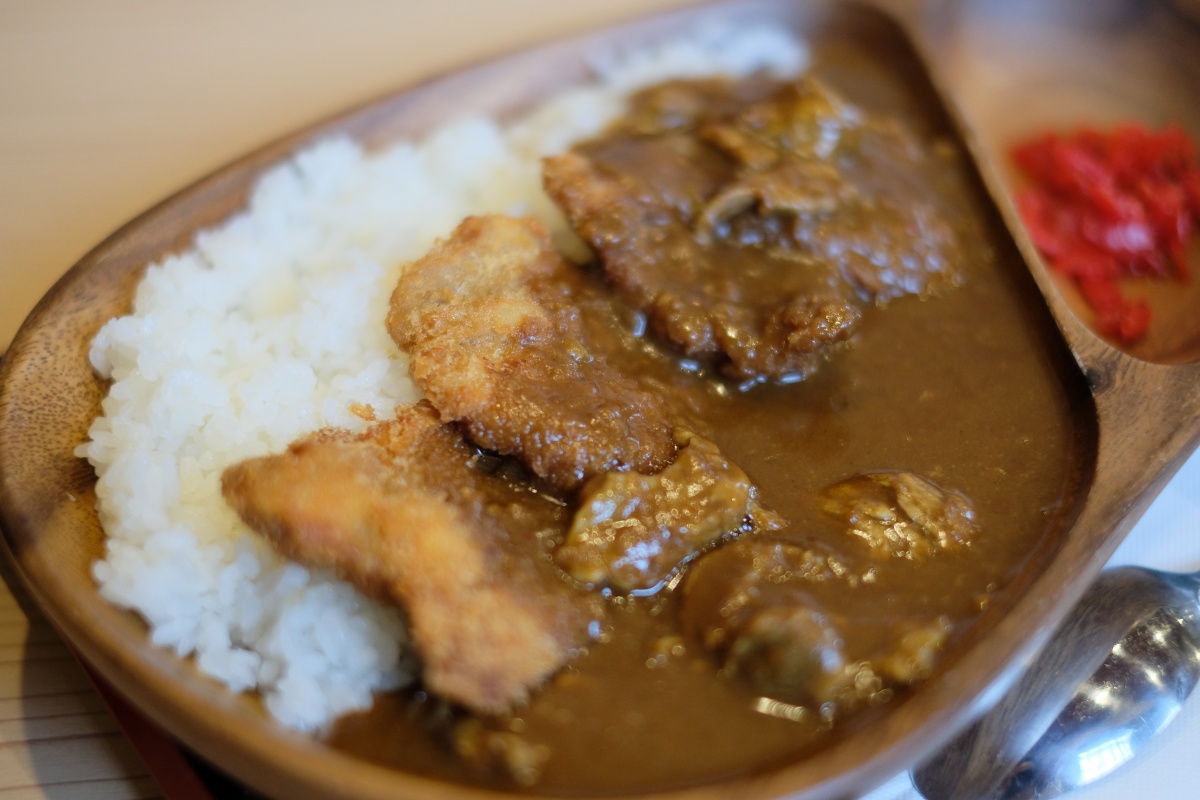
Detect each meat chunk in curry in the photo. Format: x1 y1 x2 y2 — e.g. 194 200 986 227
221 402 603 714
684 540 850 709
543 76 967 382
822 471 978 560
454 718 552 787
386 215 676 491
681 537 952 714
556 429 780 592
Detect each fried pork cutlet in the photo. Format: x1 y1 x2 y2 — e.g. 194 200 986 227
542 77 967 382
387 215 676 492
221 402 603 714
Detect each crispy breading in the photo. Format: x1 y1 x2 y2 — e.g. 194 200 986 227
221 402 602 714
387 215 676 491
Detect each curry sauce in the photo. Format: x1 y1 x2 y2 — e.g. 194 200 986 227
310 48 1089 794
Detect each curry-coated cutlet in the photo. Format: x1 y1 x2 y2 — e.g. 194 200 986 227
542 77 966 382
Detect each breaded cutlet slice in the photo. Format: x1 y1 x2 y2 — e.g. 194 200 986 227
386 215 676 492
221 402 602 714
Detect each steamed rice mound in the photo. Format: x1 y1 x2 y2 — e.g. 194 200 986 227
76 25 809 732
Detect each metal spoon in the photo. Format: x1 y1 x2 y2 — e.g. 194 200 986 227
911 565 1200 800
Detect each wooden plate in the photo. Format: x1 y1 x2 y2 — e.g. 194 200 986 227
2 1 1199 799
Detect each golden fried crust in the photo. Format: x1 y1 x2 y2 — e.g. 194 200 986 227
387 215 676 491
386 215 561 352
221 402 601 714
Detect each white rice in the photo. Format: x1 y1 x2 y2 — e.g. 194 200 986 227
77 25 808 733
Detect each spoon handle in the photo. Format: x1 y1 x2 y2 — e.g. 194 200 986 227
1176 569 1200 592
911 566 1200 800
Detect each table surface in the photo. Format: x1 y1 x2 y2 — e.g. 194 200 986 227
2 2 1197 799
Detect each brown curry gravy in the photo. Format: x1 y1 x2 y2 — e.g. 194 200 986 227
328 42 1093 795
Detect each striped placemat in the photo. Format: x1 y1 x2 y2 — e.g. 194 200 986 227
0 556 164 799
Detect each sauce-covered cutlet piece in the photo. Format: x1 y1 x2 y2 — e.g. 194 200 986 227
556 430 780 592
221 402 603 714
387 215 676 491
543 76 967 382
